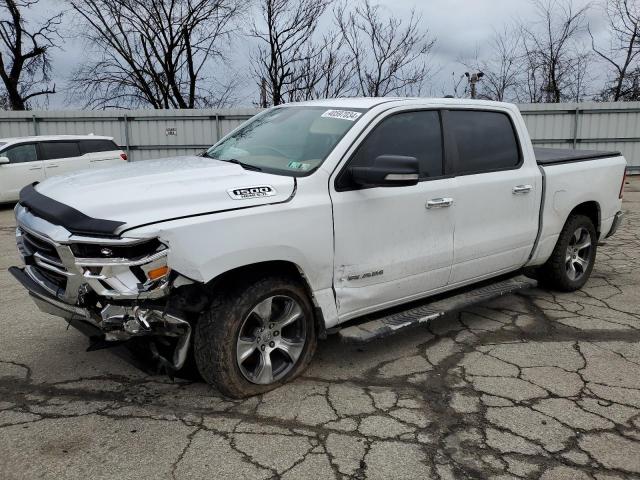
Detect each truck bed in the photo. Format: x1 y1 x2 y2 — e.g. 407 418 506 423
534 147 621 166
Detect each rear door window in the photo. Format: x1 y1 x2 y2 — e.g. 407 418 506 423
40 142 82 160
79 139 119 154
448 110 521 175
2 143 38 163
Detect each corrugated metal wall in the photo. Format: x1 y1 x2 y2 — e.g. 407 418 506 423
0 109 260 161
0 103 638 170
518 102 640 172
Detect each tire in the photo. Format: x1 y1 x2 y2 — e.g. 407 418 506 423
194 275 317 398
536 214 597 292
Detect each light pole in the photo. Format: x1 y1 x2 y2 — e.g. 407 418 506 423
465 71 484 99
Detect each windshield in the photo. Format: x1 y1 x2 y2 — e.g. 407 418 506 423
204 106 366 176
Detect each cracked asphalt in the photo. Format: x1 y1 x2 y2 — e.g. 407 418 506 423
1 178 640 480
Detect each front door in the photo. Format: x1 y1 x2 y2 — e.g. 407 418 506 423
0 143 44 202
331 109 456 321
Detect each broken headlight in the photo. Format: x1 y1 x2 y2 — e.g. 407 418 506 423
71 238 171 299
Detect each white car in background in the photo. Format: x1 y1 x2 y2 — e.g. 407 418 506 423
0 135 127 203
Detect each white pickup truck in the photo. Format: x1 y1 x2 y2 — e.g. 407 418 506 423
10 98 626 398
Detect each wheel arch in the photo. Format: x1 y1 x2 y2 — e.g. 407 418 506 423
204 260 327 338
567 201 601 236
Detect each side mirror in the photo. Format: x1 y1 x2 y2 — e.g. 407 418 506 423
350 155 419 187
0 156 9 165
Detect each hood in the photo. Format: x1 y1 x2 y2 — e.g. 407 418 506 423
34 156 295 234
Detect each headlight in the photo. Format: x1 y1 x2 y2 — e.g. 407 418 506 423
70 238 171 299
70 238 164 259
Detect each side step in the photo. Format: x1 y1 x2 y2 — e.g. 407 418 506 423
338 275 537 343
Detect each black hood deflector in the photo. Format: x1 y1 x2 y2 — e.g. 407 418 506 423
19 184 125 237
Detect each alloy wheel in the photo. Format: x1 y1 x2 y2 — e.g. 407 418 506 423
565 226 592 281
236 295 307 385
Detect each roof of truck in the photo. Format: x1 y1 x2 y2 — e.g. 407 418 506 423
287 97 516 110
0 134 114 145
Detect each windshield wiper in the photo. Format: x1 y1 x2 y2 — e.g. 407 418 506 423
217 158 262 172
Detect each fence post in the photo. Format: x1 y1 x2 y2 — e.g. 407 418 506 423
31 115 39 136
123 114 131 161
215 113 221 142
572 106 580 149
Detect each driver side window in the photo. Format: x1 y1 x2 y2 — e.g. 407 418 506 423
338 110 444 190
2 144 38 164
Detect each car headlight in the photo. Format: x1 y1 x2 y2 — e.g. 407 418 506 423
71 238 171 298
70 238 164 259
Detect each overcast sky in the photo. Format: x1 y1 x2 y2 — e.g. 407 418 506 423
30 0 605 109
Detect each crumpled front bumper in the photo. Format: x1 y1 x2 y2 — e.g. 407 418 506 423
9 266 192 370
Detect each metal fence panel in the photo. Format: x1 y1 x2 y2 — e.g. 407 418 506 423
0 103 638 171
517 102 640 172
0 109 260 162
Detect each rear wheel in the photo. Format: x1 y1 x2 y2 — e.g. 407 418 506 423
194 275 317 398
537 214 597 292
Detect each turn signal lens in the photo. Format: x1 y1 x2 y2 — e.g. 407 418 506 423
120 153 128 161
147 266 169 280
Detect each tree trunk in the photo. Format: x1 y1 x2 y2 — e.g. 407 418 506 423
6 81 25 110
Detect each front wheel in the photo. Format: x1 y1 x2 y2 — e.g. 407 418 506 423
536 214 597 292
194 275 317 398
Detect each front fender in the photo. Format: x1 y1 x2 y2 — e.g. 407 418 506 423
125 198 335 294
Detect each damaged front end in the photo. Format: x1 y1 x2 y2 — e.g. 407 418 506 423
10 205 200 373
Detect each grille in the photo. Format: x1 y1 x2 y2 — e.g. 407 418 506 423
22 230 64 266
31 266 68 293
19 229 69 294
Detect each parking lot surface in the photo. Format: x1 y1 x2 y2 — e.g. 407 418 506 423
1 178 640 480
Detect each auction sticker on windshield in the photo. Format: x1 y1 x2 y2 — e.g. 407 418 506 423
321 110 362 121
228 186 277 200
288 161 312 171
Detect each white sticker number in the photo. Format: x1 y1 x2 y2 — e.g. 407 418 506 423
321 110 362 121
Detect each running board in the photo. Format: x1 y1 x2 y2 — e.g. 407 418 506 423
338 276 537 343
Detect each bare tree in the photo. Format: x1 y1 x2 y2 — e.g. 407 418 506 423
251 0 333 107
611 66 640 99
463 27 524 102
591 0 640 100
334 0 435 97
520 0 591 103
68 0 242 109
569 51 593 100
0 0 62 110
285 33 354 102
441 72 468 98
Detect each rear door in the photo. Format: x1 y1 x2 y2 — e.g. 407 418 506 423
444 109 541 285
0 143 44 202
331 108 456 320
79 139 125 168
40 141 86 177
